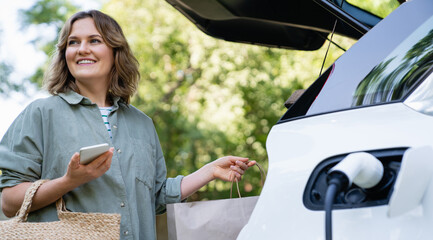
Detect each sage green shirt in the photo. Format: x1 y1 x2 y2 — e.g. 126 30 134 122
0 91 183 240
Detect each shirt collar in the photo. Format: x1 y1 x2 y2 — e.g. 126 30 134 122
58 91 124 110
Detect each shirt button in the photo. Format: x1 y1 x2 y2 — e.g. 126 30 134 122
124 231 129 235
120 202 125 207
117 149 122 153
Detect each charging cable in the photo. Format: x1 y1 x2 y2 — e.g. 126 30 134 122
325 152 384 240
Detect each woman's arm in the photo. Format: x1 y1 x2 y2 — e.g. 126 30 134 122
180 156 256 200
1 148 114 217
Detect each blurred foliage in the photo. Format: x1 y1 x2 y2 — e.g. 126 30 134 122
0 61 18 96
18 0 397 201
347 0 400 18
0 29 20 96
19 0 79 87
102 0 354 200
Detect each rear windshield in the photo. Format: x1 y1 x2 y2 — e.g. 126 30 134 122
309 16 433 115
280 15 433 122
351 28 433 107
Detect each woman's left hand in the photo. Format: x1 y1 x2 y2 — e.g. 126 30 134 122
180 156 256 199
211 156 256 182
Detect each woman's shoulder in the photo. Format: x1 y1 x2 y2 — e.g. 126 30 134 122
122 104 152 122
25 94 66 111
7 95 63 126
13 94 75 122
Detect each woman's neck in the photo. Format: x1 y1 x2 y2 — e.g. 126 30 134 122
76 81 111 107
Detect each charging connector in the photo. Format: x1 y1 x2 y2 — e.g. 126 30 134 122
329 152 384 189
324 152 384 240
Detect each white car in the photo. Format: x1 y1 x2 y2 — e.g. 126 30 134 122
167 0 433 239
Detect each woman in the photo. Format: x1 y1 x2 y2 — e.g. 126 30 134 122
0 10 255 239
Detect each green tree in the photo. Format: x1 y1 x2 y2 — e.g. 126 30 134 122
19 0 79 87
102 0 355 200
347 0 399 18
0 62 17 96
0 29 19 96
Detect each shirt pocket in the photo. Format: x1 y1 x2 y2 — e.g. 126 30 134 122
132 141 156 190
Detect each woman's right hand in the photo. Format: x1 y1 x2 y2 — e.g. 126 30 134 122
64 147 114 188
1 148 114 217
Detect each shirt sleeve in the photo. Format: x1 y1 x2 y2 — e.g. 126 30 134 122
0 103 43 189
151 125 184 214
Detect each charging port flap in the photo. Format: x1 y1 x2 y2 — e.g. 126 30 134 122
388 146 433 218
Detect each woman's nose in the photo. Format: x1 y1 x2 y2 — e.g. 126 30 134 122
78 42 91 55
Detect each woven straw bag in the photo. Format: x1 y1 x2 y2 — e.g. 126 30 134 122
0 179 121 239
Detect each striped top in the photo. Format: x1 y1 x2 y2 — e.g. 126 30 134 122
99 106 113 138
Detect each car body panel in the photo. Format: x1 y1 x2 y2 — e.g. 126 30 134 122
239 103 433 239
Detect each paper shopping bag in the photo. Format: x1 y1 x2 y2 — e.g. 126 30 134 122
167 196 259 240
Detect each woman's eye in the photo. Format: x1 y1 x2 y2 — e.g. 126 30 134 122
90 39 102 44
68 40 78 45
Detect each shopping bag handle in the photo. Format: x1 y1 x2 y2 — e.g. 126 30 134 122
15 180 82 222
230 162 266 198
16 179 50 222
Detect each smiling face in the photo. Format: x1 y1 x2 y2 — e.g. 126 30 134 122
65 17 114 89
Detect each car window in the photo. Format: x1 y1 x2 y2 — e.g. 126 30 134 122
279 15 433 123
352 20 433 107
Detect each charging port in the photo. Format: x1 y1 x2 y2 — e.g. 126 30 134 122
303 148 405 211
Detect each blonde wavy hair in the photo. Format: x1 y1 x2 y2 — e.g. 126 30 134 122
43 10 140 104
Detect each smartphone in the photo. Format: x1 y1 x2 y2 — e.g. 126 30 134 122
79 143 110 165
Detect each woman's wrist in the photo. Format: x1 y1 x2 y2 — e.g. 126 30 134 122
203 162 217 182
57 175 81 192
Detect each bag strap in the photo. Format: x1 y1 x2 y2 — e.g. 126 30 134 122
230 162 266 198
55 197 67 213
16 179 50 222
